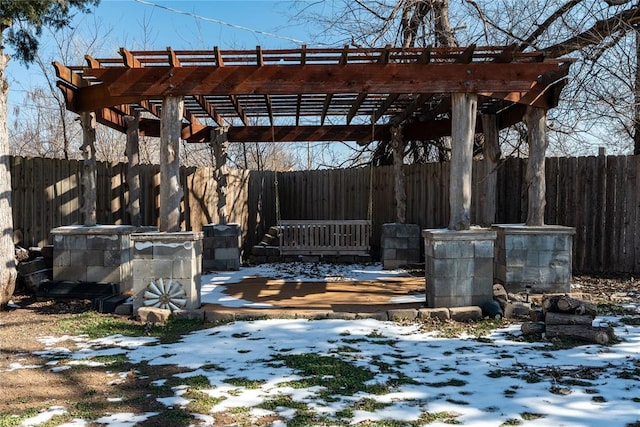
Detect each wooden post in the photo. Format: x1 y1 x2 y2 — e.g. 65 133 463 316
524 106 548 226
79 112 97 226
125 113 141 227
448 93 477 231
212 127 229 225
479 114 500 226
159 96 184 232
391 123 406 223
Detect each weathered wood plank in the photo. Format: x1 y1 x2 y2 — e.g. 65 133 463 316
623 156 637 272
278 220 371 255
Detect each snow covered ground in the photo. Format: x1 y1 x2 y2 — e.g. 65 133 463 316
14 315 640 426
7 263 640 426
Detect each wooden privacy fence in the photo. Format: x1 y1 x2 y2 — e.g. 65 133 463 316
9 154 640 273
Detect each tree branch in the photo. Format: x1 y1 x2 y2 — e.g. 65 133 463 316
520 0 585 51
541 5 640 57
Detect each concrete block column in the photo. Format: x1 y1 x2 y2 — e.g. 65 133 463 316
51 225 154 292
381 223 421 269
131 231 203 313
493 224 575 294
202 223 241 271
423 228 496 308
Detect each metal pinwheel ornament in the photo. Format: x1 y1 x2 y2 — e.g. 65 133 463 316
143 278 187 311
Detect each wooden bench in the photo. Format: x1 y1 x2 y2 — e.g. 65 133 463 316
278 220 371 256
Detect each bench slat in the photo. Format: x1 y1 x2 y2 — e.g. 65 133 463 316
278 220 371 256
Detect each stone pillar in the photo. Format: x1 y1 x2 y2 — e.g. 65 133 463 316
202 223 241 271
159 95 184 232
50 225 155 292
79 112 97 226
381 223 420 270
493 224 575 294
423 228 496 308
131 231 203 313
449 93 478 231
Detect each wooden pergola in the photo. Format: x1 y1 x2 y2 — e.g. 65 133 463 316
53 45 572 232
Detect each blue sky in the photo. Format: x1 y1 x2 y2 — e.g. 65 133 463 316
7 0 336 111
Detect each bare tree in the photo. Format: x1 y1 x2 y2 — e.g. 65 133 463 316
292 0 640 162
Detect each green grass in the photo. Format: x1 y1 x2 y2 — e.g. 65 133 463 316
147 408 193 426
354 398 390 411
0 408 42 427
223 377 266 389
426 378 467 387
418 411 461 424
274 353 376 396
183 390 224 414
420 318 506 339
521 412 545 421
57 312 207 343
258 395 308 411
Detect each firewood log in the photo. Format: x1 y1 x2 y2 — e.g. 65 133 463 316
545 312 595 326
543 295 598 316
521 321 546 336
545 324 612 345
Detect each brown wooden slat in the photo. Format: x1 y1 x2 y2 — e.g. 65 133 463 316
8 155 640 273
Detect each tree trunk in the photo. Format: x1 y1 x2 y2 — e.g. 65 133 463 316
212 128 229 225
433 0 457 47
79 112 97 226
159 96 184 232
391 123 406 223
479 114 500 226
0 43 16 307
125 113 141 227
634 26 640 155
524 106 548 226
448 92 477 230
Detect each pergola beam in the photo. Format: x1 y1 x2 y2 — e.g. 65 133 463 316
54 46 571 144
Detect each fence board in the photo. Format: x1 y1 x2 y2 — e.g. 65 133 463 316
7 155 640 273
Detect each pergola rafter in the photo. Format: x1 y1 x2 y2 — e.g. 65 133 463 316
53 45 572 145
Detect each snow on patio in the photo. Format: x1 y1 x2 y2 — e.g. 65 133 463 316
200 262 425 307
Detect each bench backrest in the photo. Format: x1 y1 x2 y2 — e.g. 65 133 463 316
278 220 371 255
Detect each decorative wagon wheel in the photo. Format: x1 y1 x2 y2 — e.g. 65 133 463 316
143 278 187 311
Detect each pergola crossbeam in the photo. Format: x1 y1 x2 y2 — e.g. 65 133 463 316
53 45 572 144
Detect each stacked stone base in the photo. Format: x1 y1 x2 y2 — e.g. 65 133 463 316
423 228 496 308
381 223 421 270
202 223 241 271
493 224 575 294
131 232 203 313
51 225 153 292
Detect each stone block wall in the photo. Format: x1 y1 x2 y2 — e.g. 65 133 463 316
51 225 145 291
131 232 203 313
423 228 496 308
493 224 575 293
202 223 241 271
381 223 421 270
